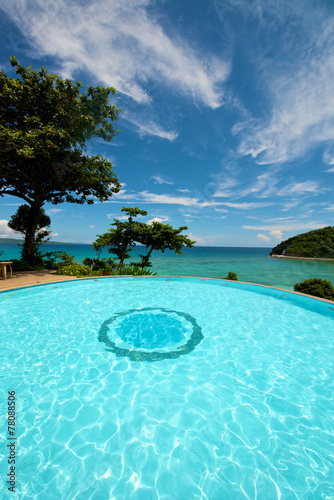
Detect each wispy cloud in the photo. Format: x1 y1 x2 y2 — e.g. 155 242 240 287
240 171 279 198
150 175 174 185
323 149 334 166
221 202 273 210
244 221 323 231
137 191 218 208
46 208 65 215
123 113 178 141
323 204 334 212
0 0 229 108
232 1 334 165
106 214 129 220
277 181 321 197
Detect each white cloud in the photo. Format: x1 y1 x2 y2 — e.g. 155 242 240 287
240 171 279 198
148 216 169 224
135 191 219 208
150 175 174 185
323 204 334 212
46 208 65 215
277 181 320 197
264 217 293 222
187 233 205 244
221 202 273 210
106 214 129 220
233 2 334 165
0 220 19 238
323 149 334 165
257 234 270 242
1 0 229 108
123 114 178 141
281 200 299 212
178 189 191 193
244 221 323 231
89 225 95 228
324 167 334 173
269 229 283 240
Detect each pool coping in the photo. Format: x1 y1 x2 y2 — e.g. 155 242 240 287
0 271 333 305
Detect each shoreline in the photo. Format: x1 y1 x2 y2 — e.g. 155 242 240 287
270 254 334 262
0 272 333 304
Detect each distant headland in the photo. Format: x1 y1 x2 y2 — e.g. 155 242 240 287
270 226 334 261
0 238 77 245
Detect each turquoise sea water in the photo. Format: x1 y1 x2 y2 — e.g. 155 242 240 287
0 277 333 499
2 242 334 290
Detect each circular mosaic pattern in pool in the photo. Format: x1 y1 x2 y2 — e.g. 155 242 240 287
98 306 204 362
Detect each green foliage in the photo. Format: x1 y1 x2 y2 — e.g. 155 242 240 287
10 251 75 271
8 204 51 261
94 206 195 271
39 250 66 269
0 57 121 264
138 220 195 270
82 257 116 272
55 262 152 277
55 263 94 277
56 252 75 266
223 271 238 281
294 278 334 301
11 259 45 271
271 226 334 258
94 207 148 269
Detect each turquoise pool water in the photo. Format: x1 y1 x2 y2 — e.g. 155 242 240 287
0 277 333 499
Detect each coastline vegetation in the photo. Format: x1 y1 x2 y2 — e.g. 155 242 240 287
223 271 238 281
270 226 334 259
294 278 334 301
0 57 121 265
8 206 195 277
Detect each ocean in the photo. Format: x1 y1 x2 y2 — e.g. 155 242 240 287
1 242 334 291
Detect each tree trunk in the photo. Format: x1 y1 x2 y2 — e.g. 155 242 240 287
140 247 153 270
22 203 42 265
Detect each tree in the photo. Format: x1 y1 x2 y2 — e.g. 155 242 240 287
94 207 148 270
0 57 121 264
137 221 195 270
8 204 51 262
294 278 334 301
93 207 195 270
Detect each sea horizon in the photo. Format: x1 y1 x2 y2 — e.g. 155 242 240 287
1 242 334 291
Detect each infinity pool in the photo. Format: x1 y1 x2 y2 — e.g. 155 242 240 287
1 277 333 499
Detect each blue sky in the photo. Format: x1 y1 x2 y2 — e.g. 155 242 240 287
0 0 333 247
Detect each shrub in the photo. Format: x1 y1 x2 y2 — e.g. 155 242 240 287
293 278 334 301
55 262 153 277
223 271 238 281
11 259 45 271
55 263 96 277
82 257 116 272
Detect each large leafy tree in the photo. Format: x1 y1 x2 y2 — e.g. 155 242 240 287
0 57 121 264
93 207 195 270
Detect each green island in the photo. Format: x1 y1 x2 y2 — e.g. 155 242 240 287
270 226 334 260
